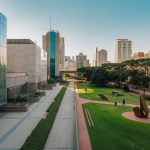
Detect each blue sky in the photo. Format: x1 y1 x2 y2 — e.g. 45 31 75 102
0 0 150 63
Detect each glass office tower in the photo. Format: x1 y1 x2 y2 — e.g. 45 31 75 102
0 12 7 106
50 31 56 79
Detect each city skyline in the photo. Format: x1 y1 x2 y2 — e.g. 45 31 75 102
1 0 150 63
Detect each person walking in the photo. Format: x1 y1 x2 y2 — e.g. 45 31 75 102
115 101 117 107
122 98 125 106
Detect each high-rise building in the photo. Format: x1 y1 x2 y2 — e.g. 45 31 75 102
76 52 90 69
115 39 132 63
43 30 65 79
95 48 107 66
58 37 65 71
7 39 47 92
0 12 7 106
64 56 71 69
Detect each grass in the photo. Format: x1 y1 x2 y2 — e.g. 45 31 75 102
83 103 150 150
20 86 67 150
77 83 150 105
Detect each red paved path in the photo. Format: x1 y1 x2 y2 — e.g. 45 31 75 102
122 112 150 124
75 86 92 150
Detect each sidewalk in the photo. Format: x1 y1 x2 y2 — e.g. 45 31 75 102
0 85 62 150
44 82 77 150
75 85 92 150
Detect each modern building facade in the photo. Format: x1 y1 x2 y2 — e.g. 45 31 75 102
95 48 107 66
115 39 132 63
0 12 7 106
76 52 90 69
42 30 65 79
7 39 47 92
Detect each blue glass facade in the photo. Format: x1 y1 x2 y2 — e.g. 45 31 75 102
0 13 7 106
50 31 56 79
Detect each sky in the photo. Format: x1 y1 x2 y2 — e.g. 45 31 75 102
0 0 150 63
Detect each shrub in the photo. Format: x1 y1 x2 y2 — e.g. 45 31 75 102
112 91 124 96
145 95 150 101
98 93 108 100
47 79 56 85
123 85 129 91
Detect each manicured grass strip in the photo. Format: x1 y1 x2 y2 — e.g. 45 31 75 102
77 83 150 105
83 103 150 150
20 86 67 150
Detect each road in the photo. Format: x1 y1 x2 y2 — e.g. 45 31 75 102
44 82 77 150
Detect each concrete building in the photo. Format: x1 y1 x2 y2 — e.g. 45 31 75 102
7 72 28 99
130 52 145 60
7 39 47 92
95 48 107 66
42 30 65 79
76 52 90 69
64 56 77 71
115 39 132 63
0 12 7 106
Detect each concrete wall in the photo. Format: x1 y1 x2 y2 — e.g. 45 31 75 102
7 43 47 92
7 73 28 88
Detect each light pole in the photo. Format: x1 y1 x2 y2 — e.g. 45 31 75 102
26 82 28 106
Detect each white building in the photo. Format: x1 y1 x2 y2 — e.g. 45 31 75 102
64 56 76 71
115 39 132 63
7 39 47 92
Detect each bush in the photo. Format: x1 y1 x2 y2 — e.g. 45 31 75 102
145 95 150 101
47 79 56 85
112 91 124 96
123 85 129 91
98 93 108 100
20 86 67 150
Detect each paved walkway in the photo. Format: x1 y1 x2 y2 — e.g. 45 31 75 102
44 82 77 150
0 85 62 150
75 86 92 150
122 112 150 124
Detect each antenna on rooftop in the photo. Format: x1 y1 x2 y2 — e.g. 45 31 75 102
50 13 51 31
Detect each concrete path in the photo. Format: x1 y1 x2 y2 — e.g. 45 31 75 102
78 95 150 108
44 82 77 150
0 85 62 150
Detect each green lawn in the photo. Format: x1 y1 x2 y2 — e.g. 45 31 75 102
83 103 150 150
77 83 150 105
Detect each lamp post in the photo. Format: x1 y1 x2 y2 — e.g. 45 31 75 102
26 82 28 106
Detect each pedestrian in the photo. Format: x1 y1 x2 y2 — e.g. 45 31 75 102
122 98 125 106
115 101 117 107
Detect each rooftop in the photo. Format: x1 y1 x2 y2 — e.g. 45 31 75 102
7 39 35 44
